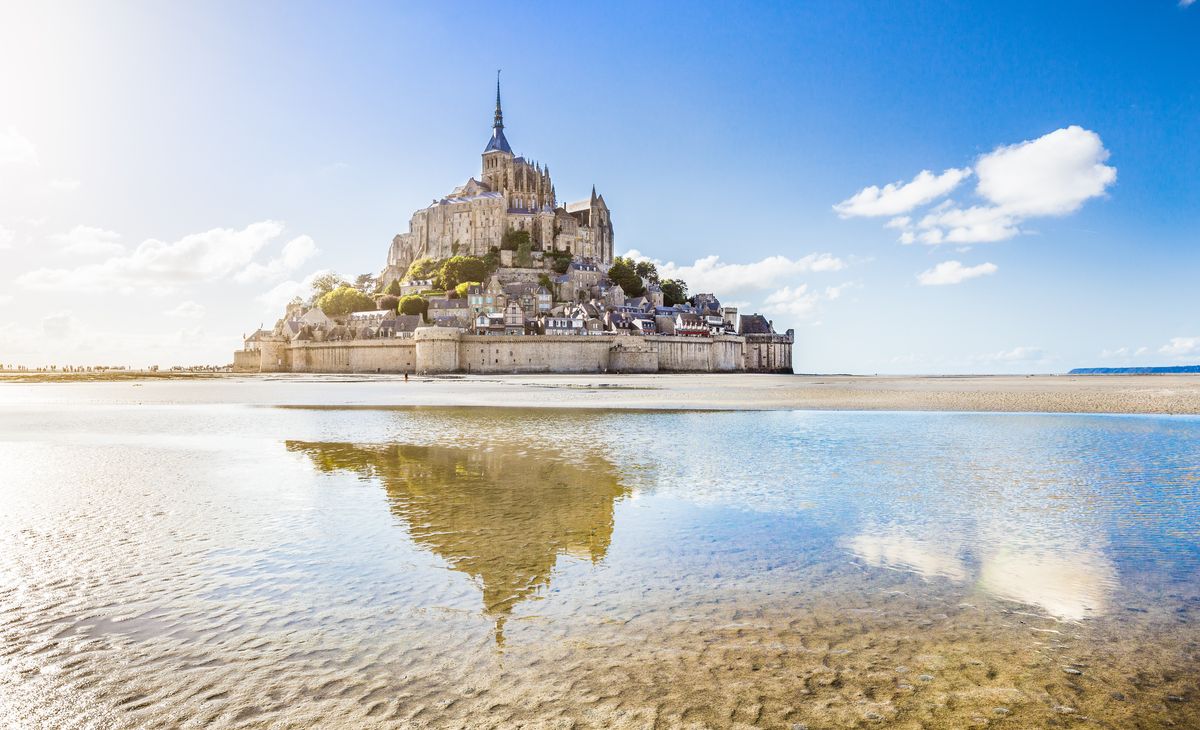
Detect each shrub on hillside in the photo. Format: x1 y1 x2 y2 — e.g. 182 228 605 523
439 256 488 290
398 295 429 318
318 285 377 317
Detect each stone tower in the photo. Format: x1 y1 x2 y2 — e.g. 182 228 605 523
481 71 514 192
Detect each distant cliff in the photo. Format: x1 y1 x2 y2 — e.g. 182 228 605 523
1069 365 1200 374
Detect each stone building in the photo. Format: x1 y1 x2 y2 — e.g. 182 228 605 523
383 76 614 284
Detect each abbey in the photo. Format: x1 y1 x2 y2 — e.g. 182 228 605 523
383 77 614 283
234 76 794 376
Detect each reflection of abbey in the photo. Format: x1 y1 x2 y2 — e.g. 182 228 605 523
287 438 628 645
235 76 793 375
383 77 614 281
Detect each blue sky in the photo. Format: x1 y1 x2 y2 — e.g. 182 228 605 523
0 1 1196 372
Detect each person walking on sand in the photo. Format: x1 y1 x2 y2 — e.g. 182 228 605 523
404 371 409 382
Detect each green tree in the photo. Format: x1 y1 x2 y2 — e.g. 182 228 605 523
438 256 489 290
550 252 572 274
318 285 377 317
501 229 530 252
516 238 533 267
661 278 689 307
385 279 402 296
404 257 441 282
379 294 400 313
454 281 479 299
538 273 553 291
634 260 660 284
354 273 378 292
607 256 645 297
482 246 501 273
398 295 429 318
309 272 347 304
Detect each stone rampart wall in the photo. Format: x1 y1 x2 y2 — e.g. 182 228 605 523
289 339 417 374
458 334 614 373
233 350 260 373
241 329 793 374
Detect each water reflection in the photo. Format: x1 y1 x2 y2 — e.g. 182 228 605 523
843 523 970 582
977 538 1117 621
286 440 630 643
844 521 1118 621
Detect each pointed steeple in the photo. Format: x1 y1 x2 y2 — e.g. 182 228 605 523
484 70 513 154
493 69 504 130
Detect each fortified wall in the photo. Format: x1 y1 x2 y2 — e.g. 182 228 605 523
235 328 793 375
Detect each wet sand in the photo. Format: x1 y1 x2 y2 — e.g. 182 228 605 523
3 395 1198 728
3 372 1199 414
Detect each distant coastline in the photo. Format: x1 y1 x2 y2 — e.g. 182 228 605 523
1069 366 1200 374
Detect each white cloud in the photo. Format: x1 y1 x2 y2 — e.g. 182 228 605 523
978 346 1047 363
234 234 318 283
0 317 238 368
165 301 206 319
52 225 125 256
0 127 37 166
974 125 1117 218
1181 0 1195 8
915 203 1019 244
1099 346 1149 360
762 284 822 319
618 250 852 330
834 168 971 218
0 294 12 305
761 282 857 321
841 126 1115 245
17 220 297 294
916 260 998 286
823 282 855 300
1159 337 1200 358
622 250 845 299
256 269 336 312
0 224 14 250
41 312 75 339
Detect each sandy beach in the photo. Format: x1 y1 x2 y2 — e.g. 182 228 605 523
2 371 1199 414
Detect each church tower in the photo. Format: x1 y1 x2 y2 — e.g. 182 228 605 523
481 71 513 191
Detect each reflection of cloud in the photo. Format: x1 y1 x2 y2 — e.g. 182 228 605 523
844 526 969 582
846 522 1117 621
978 543 1117 621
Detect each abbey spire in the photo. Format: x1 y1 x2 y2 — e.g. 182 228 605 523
484 70 512 154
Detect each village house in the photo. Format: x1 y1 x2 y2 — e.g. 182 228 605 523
428 297 471 327
399 279 436 296
540 314 585 336
502 301 526 335
674 312 708 337
473 311 506 335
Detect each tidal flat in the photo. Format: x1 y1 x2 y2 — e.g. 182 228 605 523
1 385 1198 728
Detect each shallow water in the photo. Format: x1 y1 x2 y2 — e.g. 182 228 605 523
1 398 1198 728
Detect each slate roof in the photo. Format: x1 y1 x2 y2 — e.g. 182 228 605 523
503 282 537 297
348 309 392 320
738 314 775 335
433 192 503 207
484 127 512 154
394 315 422 333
